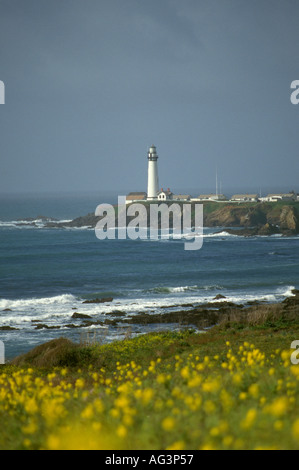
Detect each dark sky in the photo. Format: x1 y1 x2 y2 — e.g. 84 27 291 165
0 0 299 196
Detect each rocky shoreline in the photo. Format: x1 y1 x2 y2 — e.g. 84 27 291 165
1 289 294 333
69 289 299 330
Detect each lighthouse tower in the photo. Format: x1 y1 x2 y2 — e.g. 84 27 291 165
147 145 159 200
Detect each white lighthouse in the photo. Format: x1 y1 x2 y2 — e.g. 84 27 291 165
147 145 159 200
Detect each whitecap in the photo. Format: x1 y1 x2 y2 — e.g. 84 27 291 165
0 294 77 311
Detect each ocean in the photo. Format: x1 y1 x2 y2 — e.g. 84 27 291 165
0 192 298 360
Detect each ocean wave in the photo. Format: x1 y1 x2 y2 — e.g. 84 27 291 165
147 286 198 294
0 218 72 229
0 285 295 314
0 285 297 335
144 285 224 294
0 294 77 311
207 285 296 305
277 285 296 298
203 231 298 239
81 291 124 300
64 226 93 231
203 231 240 238
141 284 297 305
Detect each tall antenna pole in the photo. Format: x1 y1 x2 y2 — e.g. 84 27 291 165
216 166 218 197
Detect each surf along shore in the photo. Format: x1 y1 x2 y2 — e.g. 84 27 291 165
96 289 299 331
8 288 299 362
48 289 299 331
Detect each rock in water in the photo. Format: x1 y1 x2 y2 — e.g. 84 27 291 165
82 297 113 304
71 312 92 319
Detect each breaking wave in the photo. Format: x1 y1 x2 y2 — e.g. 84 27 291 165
144 285 224 294
0 219 72 229
0 294 77 311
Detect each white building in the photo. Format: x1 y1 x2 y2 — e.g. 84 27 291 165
230 194 259 202
173 194 191 201
261 193 296 202
158 189 173 201
147 145 159 200
194 194 227 202
158 191 191 202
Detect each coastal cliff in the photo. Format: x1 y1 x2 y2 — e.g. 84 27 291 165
203 202 299 235
46 201 299 235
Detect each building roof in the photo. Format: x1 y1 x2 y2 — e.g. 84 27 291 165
267 193 295 197
158 190 173 195
127 192 146 195
197 194 227 200
198 194 224 197
126 192 147 200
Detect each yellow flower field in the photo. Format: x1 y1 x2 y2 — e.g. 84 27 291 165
1 327 299 450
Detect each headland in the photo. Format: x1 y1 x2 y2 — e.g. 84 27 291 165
43 200 299 236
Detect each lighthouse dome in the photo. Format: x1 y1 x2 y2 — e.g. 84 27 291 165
148 145 158 161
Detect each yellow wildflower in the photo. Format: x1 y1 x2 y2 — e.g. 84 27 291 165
161 417 176 431
75 378 85 389
166 441 185 450
240 408 257 430
81 404 94 420
248 383 259 398
264 397 289 417
292 418 299 442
